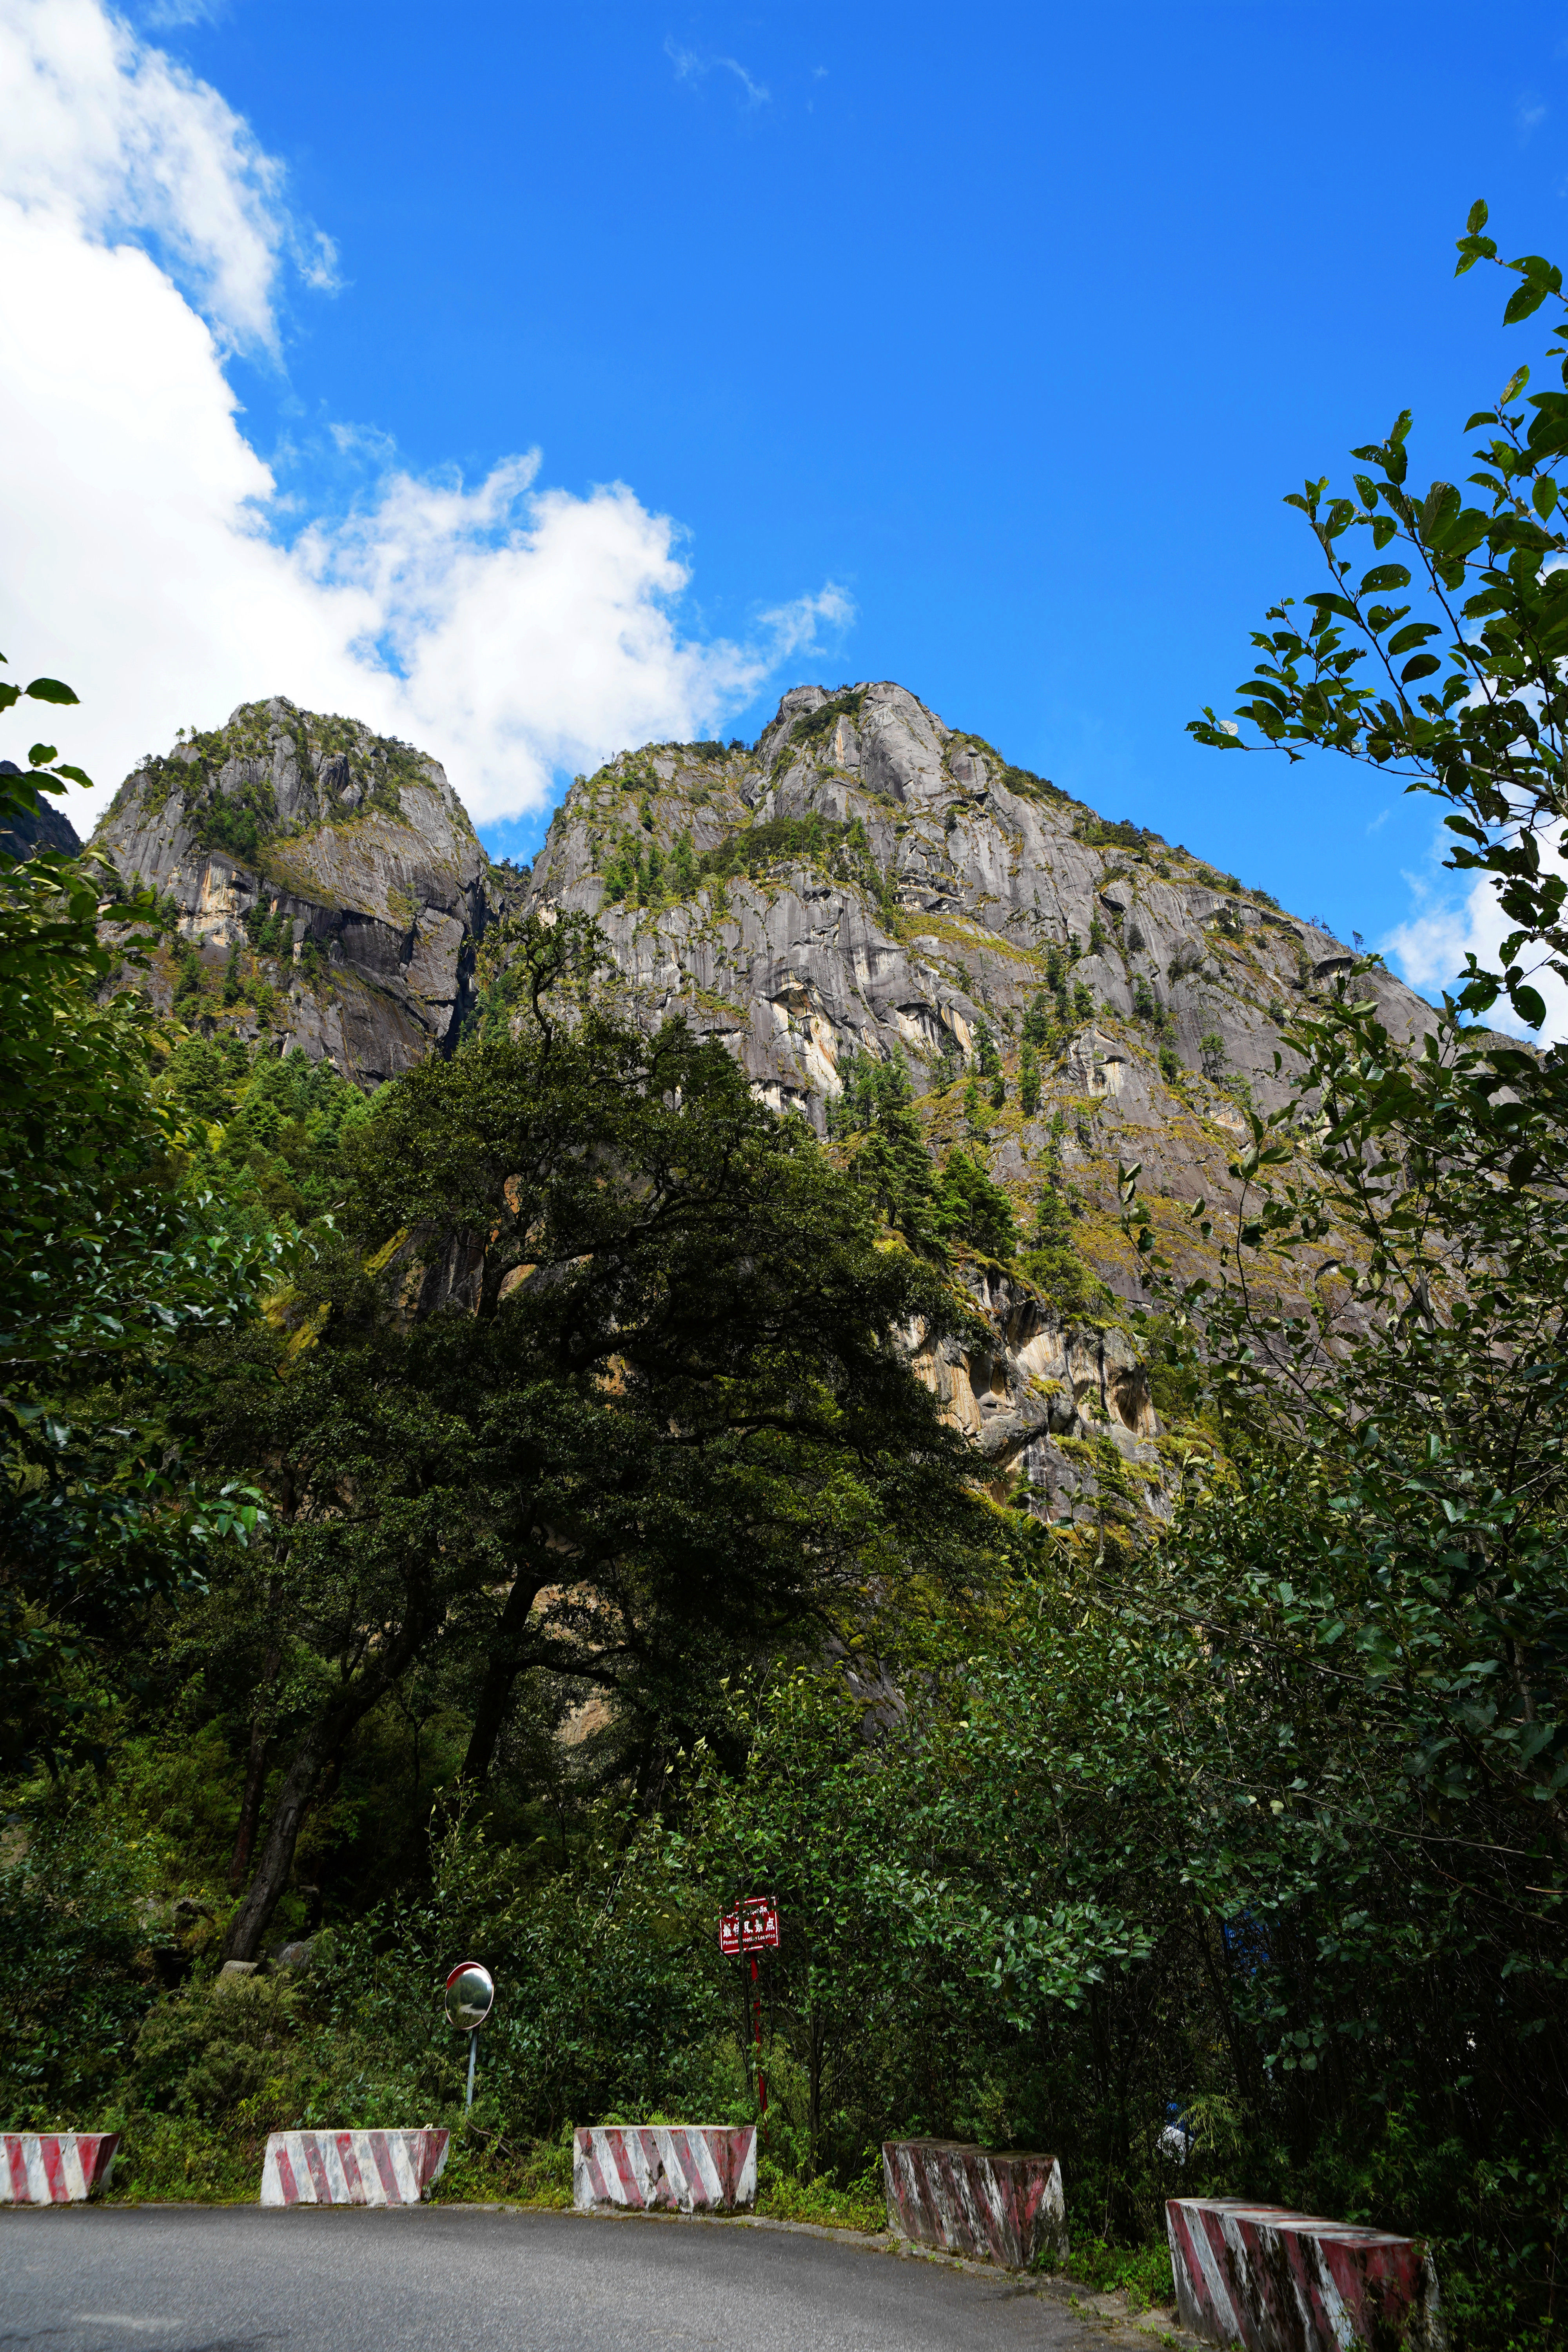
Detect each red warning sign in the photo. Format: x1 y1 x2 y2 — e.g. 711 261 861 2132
719 1895 780 1955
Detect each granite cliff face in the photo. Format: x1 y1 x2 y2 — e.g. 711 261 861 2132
524 679 1429 1126
96 679 1437 1527
511 679 1438 1523
90 699 509 1083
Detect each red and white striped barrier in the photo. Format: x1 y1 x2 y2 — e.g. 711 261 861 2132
883 2139 1067 2268
1 2134 119 2203
573 2125 757 2213
260 2129 449 2207
1166 2198 1446 2352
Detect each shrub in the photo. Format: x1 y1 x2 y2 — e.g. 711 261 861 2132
933 1148 1016 1260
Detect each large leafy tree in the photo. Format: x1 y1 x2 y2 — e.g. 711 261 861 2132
1166 209 1568 1868
205 918 992 1959
1067 207 1568 2315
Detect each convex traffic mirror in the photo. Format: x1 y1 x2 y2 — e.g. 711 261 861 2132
444 1961 494 2031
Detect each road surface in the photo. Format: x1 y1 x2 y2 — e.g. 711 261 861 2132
0 2205 1148 2352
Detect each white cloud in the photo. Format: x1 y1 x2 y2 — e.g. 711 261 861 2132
0 0 332 350
0 0 847 838
664 35 769 107
1382 824 1568 1044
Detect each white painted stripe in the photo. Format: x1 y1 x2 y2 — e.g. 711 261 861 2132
1303 2230 1355 2349
977 2156 1011 2250
1181 2204 1244 2338
1218 2209 1261 2333
691 2134 721 2203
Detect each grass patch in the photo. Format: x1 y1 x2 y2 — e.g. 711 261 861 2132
105 2115 269 2204
756 2153 886 2232
429 2124 574 2208
1034 2233 1174 2312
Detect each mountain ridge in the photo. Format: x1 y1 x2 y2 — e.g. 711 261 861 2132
87 676 1439 1528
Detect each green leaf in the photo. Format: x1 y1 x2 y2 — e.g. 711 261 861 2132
27 744 58 767
1400 655 1442 684
1303 592 1361 622
1430 508 1491 560
1533 476 1559 519
50 763 93 788
24 677 79 705
1504 282 1552 325
1386 624 1438 657
1511 983 1548 1029
1500 365 1532 406
1465 410 1499 430
1360 564 1412 594
1467 198 1490 234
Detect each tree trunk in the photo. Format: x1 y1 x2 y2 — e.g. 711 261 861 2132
224 1614 436 1960
460 1570 544 1786
223 1714 338 1960
227 1638 281 1892
808 2011 823 2178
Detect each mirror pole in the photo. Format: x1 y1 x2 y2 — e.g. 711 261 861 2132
465 2026 478 2112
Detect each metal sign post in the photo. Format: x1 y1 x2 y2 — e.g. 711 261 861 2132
444 1960 495 2113
719 1896 780 2129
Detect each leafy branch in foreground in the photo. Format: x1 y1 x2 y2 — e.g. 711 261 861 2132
1 670 278 1773
1189 200 1568 1034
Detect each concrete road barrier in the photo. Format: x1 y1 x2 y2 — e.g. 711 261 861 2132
573 2124 758 2213
882 2139 1068 2269
1165 2196 1446 2352
1 2133 120 2203
260 2129 449 2207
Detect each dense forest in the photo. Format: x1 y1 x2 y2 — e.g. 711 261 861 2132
2 209 1565 2349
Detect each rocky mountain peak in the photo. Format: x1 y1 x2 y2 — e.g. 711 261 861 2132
91 699 499 1083
523 676 1429 1128
509 676 1443 1526
86 674 1439 1532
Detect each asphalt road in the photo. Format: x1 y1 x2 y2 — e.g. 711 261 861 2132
0 2206 1127 2352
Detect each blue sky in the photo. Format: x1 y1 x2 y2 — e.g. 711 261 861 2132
7 0 1568 1014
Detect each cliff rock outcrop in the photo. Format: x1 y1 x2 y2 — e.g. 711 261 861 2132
512 679 1439 1523
90 699 502 1083
96 679 1439 1527
525 679 1430 1129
